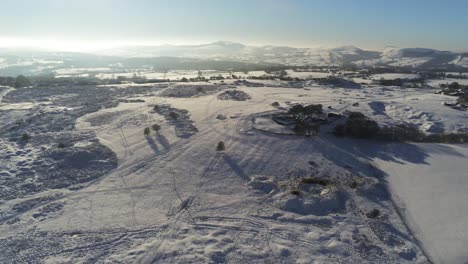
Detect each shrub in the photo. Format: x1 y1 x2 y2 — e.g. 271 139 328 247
152 124 161 133
288 104 305 117
457 95 468 107
169 111 179 120
334 112 380 138
303 104 323 115
299 177 330 186
153 105 160 112
57 142 66 148
293 123 306 135
366 208 381 219
271 102 280 107
333 124 346 137
348 111 366 119
144 127 150 136
288 104 323 118
21 133 30 141
15 75 31 88
347 118 380 138
216 141 225 152
290 189 301 196
378 125 425 142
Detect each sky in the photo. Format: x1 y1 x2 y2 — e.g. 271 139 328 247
1 0 467 52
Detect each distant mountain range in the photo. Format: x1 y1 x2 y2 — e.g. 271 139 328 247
1 41 467 76
96 41 468 69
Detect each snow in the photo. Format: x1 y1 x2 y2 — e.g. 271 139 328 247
0 79 466 263
427 78 468 88
286 70 333 79
374 143 468 264
370 73 420 80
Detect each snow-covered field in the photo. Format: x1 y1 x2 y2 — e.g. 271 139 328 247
370 73 420 80
0 80 467 263
427 78 468 88
375 143 468 264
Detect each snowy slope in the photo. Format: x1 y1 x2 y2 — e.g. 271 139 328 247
375 144 468 264
1 80 467 263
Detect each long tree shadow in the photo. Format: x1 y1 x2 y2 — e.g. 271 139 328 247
156 133 171 150
145 136 159 154
314 134 466 206
222 154 250 181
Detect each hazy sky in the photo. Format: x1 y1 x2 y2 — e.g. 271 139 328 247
1 0 467 51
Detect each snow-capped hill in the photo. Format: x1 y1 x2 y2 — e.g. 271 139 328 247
356 46 462 69
450 53 468 67
331 45 362 54
330 46 381 65
1 42 468 75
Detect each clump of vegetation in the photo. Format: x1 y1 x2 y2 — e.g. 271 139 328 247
57 142 66 148
350 181 358 189
14 75 31 88
333 110 468 143
169 111 179 120
217 90 251 101
290 189 301 196
152 124 161 133
21 133 30 141
424 132 468 144
271 101 280 108
457 94 468 108
216 141 225 152
144 127 150 136
299 177 331 186
293 123 306 135
216 114 227 120
288 104 323 119
366 208 381 219
334 112 380 138
293 122 320 136
287 104 325 137
378 124 425 142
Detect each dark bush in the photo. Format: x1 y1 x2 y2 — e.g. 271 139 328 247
334 112 380 138
366 208 381 218
348 111 366 119
293 123 306 135
57 142 66 148
299 177 330 186
333 124 346 137
169 111 179 120
457 95 468 107
15 75 31 88
288 104 323 117
378 125 425 142
152 124 161 133
216 141 225 152
303 104 323 114
290 189 301 196
21 133 30 141
144 127 150 136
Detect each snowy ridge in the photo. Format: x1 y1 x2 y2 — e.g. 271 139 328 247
97 42 468 69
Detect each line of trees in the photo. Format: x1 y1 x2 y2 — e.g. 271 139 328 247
0 75 31 88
